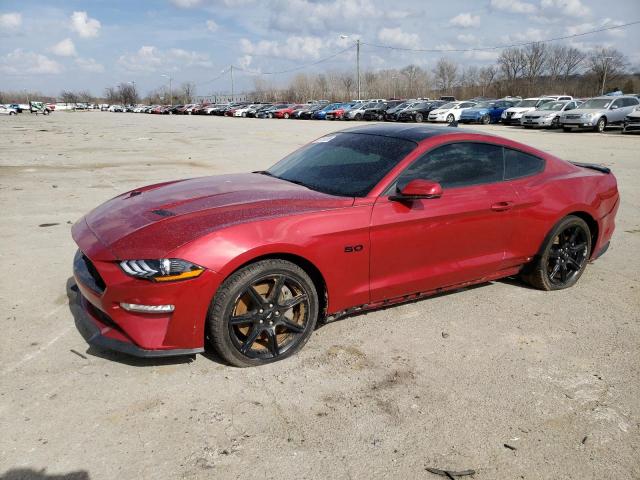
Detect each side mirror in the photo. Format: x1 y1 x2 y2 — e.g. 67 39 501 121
390 179 443 201
610 104 619 110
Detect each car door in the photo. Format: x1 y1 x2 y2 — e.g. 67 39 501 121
369 141 517 302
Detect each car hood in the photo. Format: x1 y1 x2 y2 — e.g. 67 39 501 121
462 108 489 115
506 107 534 113
562 108 607 115
80 173 353 259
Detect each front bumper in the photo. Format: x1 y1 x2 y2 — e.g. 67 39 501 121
561 116 596 128
71 221 221 357
623 121 640 133
521 116 554 127
502 116 523 125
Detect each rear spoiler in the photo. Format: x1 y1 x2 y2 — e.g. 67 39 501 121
570 161 611 174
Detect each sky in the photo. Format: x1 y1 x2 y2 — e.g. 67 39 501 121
0 0 638 97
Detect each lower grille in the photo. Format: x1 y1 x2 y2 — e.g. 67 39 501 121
74 250 106 293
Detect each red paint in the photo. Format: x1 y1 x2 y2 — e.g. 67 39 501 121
72 129 619 354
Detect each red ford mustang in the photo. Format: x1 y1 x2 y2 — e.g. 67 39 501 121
72 125 619 366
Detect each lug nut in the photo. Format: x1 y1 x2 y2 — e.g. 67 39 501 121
259 320 263 324
259 309 263 313
269 304 273 308
275 311 280 316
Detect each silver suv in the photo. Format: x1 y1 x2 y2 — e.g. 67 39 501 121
560 95 640 132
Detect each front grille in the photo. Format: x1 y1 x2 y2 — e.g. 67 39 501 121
524 115 539 120
506 112 513 118
566 114 581 119
74 250 106 293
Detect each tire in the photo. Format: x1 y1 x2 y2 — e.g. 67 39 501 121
521 215 592 291
481 114 491 125
595 117 606 133
242 112 246 117
551 117 559 129
563 127 572 132
283 113 290 119
10 112 16 116
415 113 423 123
446 114 454 123
355 113 362 121
207 259 319 367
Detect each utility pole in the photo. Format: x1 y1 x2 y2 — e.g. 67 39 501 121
230 65 234 102
161 74 173 105
356 39 361 100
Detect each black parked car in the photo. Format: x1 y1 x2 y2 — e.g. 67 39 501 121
362 100 404 121
246 104 272 118
294 104 324 119
396 100 446 122
384 101 420 121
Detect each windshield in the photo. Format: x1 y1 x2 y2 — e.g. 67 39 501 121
515 100 539 108
475 101 495 108
539 102 566 111
579 98 613 109
267 133 416 197
439 102 457 109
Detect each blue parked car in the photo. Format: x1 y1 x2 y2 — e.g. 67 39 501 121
312 103 341 120
458 99 519 124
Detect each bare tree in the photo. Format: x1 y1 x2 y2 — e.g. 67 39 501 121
478 65 497 97
562 47 586 87
180 82 196 103
498 47 526 91
522 42 548 93
60 90 79 104
115 83 138 105
400 64 422 98
340 73 355 99
433 58 458 93
587 47 627 93
104 86 118 103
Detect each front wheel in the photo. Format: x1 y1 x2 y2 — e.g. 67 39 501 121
521 215 591 291
207 259 319 367
446 114 454 123
283 113 290 119
481 114 490 125
595 117 606 133
355 113 362 121
415 113 423 123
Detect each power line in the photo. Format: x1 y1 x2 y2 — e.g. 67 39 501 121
234 45 354 75
361 20 640 53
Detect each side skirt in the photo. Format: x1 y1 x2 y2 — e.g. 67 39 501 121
324 266 522 323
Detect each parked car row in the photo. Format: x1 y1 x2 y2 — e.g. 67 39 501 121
100 94 640 133
1 102 56 115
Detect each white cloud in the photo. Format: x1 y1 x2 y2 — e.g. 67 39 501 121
449 13 480 28
240 36 326 61
206 19 218 31
0 49 63 75
540 0 590 18
237 54 252 68
0 12 22 29
457 33 477 44
377 27 419 48
117 45 212 72
75 57 104 72
490 0 536 14
464 50 500 62
70 11 101 38
567 18 626 38
49 38 77 57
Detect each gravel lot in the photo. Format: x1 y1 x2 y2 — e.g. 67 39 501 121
1 112 638 480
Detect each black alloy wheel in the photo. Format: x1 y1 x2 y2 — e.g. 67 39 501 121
522 215 591 290
208 259 318 367
415 113 423 123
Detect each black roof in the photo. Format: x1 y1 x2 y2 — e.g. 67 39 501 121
340 123 463 143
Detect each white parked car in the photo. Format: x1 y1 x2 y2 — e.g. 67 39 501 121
520 100 581 128
0 105 18 115
234 104 261 117
344 101 378 120
501 97 560 125
427 101 478 123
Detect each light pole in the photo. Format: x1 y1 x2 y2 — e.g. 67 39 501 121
340 35 361 100
225 66 234 102
600 56 614 95
161 74 173 105
392 75 399 99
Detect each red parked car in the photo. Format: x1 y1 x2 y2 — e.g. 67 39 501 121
273 104 304 119
72 124 619 366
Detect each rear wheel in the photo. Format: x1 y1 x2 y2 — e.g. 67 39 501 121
207 259 319 367
521 215 591 291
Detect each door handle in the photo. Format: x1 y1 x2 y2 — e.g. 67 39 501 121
491 201 514 212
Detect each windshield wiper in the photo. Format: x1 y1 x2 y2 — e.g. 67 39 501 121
253 170 275 177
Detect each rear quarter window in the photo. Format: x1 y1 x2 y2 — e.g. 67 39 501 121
504 148 545 180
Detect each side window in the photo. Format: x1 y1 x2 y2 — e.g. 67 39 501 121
504 148 544 180
611 99 623 108
396 142 504 190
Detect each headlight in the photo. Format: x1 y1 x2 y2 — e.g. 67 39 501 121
501 111 507 118
119 258 205 282
544 113 555 119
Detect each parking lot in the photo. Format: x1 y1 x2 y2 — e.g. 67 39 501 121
1 112 639 479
